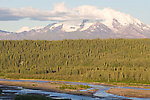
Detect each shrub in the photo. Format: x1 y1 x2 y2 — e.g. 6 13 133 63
78 85 91 89
14 94 52 100
59 84 77 90
0 89 2 94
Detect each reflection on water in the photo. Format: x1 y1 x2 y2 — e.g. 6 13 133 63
0 79 150 100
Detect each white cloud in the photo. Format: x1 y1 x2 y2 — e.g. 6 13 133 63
16 26 31 33
0 2 142 27
53 2 68 13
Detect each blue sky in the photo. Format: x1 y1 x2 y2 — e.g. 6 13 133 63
0 0 149 32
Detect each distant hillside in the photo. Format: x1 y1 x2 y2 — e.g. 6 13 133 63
0 39 150 83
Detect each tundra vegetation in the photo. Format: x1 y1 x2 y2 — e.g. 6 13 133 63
14 94 51 100
0 39 150 84
14 94 72 100
58 84 91 90
0 89 2 94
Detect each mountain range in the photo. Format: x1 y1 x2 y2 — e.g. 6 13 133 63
1 8 150 40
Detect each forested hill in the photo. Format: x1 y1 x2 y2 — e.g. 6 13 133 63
0 39 150 83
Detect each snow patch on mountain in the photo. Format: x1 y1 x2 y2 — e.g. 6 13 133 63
61 22 81 32
17 26 44 33
0 30 10 33
48 20 94 32
49 23 62 30
80 23 93 31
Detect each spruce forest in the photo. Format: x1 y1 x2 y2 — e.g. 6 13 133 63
0 39 150 84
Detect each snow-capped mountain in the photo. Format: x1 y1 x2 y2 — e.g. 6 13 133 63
0 8 150 40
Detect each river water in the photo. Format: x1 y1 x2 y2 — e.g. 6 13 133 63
0 79 150 100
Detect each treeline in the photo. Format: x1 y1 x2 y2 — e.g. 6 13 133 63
0 39 150 83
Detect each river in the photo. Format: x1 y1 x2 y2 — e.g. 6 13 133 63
0 79 150 100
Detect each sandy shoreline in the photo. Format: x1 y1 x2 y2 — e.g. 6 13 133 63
0 80 97 97
106 88 150 98
91 82 150 89
1 77 150 88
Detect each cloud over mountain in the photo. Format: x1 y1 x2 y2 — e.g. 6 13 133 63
0 2 70 21
0 2 141 25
